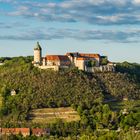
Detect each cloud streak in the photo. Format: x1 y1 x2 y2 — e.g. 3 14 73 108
0 22 27 29
0 28 140 43
1 0 140 25
1 0 140 44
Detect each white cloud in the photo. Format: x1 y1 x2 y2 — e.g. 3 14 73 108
0 27 140 43
1 0 140 25
133 0 140 4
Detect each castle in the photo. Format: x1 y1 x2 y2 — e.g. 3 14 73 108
32 42 115 72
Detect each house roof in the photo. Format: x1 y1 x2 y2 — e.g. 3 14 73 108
46 55 70 61
2 128 30 134
2 128 15 133
76 57 88 60
66 52 79 57
32 128 45 134
15 128 30 133
79 53 100 58
66 52 100 58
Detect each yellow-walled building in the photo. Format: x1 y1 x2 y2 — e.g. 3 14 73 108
32 42 115 72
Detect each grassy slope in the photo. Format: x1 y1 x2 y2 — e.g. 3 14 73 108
2 97 140 124
29 107 80 123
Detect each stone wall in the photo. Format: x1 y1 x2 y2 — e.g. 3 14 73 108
85 65 115 73
39 65 59 71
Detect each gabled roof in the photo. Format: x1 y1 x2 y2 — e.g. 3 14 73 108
66 52 100 58
2 128 15 133
15 128 30 133
66 52 79 57
79 53 100 58
76 57 88 60
46 55 70 61
32 128 45 134
2 128 30 134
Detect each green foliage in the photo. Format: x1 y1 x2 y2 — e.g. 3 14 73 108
96 73 140 99
0 56 103 123
0 57 11 62
87 60 96 67
100 57 108 65
0 57 140 139
116 62 140 82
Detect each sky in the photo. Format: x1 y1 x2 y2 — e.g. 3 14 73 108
0 0 140 63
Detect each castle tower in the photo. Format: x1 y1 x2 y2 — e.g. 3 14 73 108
34 42 42 65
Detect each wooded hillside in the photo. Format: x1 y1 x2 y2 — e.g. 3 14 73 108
0 57 140 139
0 57 140 120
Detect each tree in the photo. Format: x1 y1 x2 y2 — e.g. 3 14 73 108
100 57 108 65
87 60 96 67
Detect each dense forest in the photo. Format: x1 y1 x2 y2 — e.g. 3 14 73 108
0 57 140 140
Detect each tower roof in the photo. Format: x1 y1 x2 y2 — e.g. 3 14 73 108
34 42 42 50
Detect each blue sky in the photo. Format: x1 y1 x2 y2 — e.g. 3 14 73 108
0 0 140 63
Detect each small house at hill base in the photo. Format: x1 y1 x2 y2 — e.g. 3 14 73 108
32 128 50 137
0 128 50 137
0 128 30 137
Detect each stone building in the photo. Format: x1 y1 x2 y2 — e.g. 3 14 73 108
0 63 4 66
0 128 30 137
10 89 16 96
66 52 100 70
32 42 115 72
32 128 50 137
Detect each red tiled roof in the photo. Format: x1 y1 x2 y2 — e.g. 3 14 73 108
76 57 88 60
79 53 100 58
46 55 70 61
2 128 30 134
32 128 44 134
15 128 30 133
2 128 15 133
32 128 50 136
66 52 100 58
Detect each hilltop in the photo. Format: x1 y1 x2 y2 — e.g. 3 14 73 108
0 57 140 139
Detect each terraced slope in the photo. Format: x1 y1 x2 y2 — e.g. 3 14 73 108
29 107 80 123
